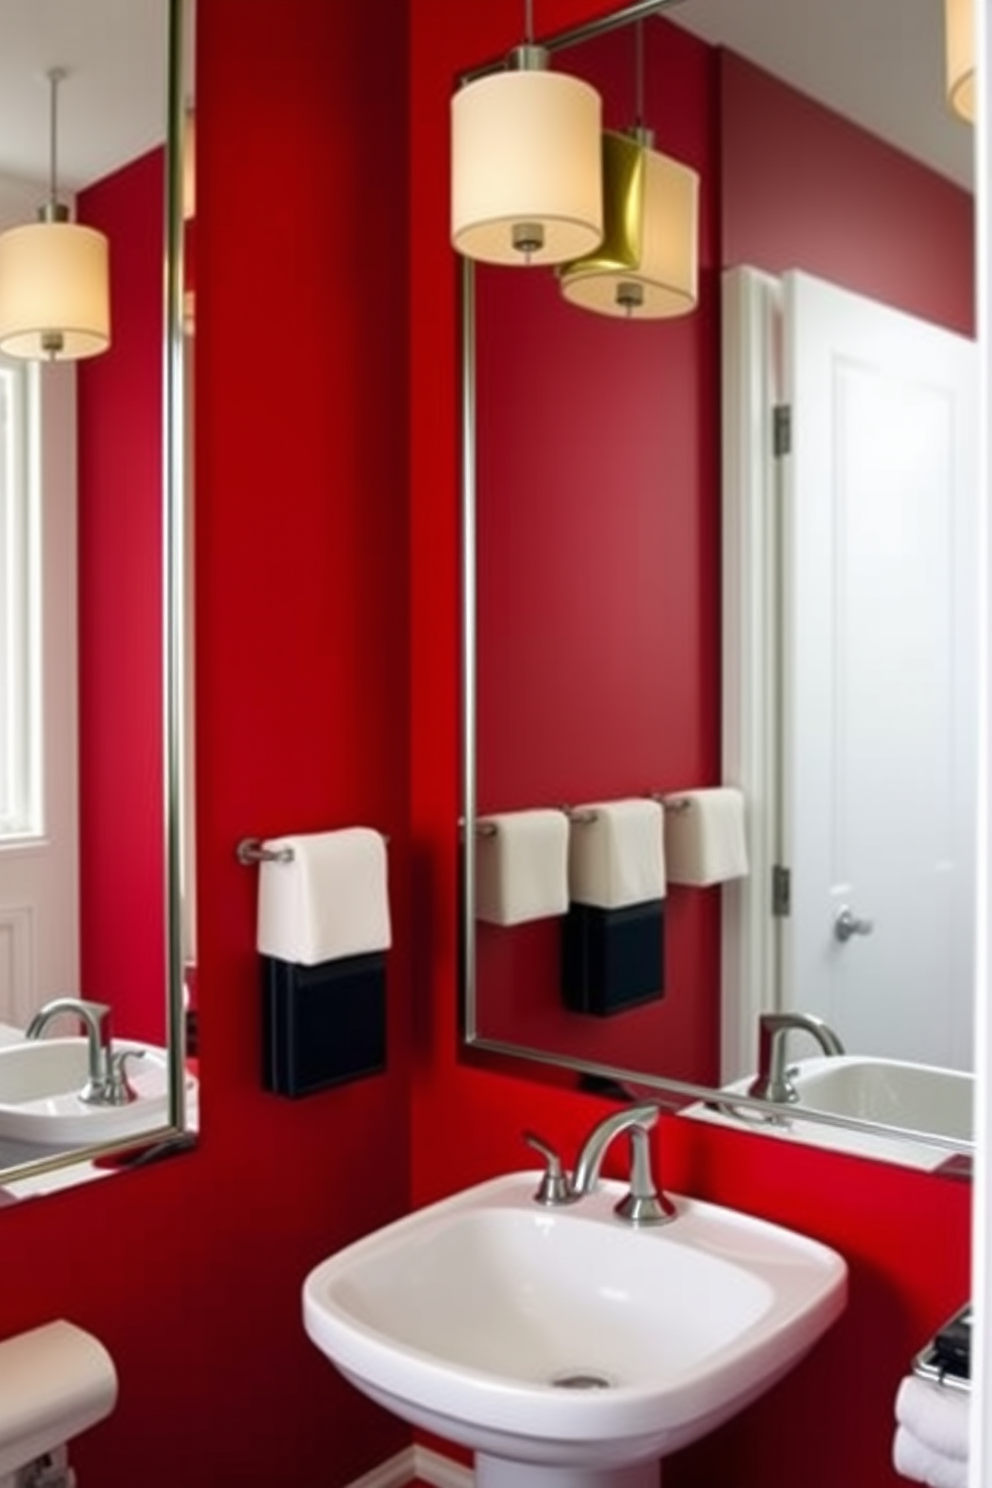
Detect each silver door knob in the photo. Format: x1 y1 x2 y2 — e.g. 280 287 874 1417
834 905 874 943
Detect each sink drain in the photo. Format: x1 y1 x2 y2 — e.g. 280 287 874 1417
551 1371 612 1390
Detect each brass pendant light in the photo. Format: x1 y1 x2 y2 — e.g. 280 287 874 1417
558 23 699 319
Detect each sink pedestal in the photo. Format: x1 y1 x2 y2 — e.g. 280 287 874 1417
477 1455 659 1488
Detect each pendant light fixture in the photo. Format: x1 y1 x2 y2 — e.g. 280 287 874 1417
559 24 699 318
0 69 111 361
451 0 604 266
945 0 974 123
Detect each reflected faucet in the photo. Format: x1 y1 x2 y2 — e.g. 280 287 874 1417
24 996 140 1107
525 1103 676 1226
747 1012 846 1104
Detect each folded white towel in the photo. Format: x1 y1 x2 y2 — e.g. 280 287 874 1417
568 798 664 910
257 828 391 965
893 1425 968 1488
663 786 748 886
896 1376 970 1461
475 809 570 926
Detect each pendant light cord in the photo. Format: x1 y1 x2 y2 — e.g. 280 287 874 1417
46 67 66 212
634 20 645 131
523 0 534 44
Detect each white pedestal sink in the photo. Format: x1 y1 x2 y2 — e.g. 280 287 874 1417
303 1173 847 1487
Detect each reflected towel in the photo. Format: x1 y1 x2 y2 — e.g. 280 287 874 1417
257 828 391 965
893 1425 968 1488
663 787 748 886
568 799 664 910
475 809 570 926
896 1377 970 1461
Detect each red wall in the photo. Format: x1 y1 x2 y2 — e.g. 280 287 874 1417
410 8 973 1488
77 149 168 1046
720 51 975 333
0 6 972 1488
0 4 414 1487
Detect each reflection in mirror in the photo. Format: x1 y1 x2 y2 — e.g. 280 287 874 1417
0 0 196 1197
459 0 979 1167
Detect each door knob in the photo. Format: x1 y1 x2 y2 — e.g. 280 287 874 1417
834 905 874 943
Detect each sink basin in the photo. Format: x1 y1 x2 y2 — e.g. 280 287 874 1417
786 1056 972 1139
303 1172 847 1480
689 1056 973 1172
0 1037 187 1145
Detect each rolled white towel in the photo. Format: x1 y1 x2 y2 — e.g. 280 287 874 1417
895 1376 970 1461
893 1425 968 1488
257 828 391 965
475 809 570 926
568 798 665 909
663 786 748 886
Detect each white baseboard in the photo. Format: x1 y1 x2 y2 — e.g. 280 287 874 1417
412 1445 474 1488
346 1445 473 1488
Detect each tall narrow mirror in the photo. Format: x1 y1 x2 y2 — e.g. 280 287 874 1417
460 0 979 1169
0 0 196 1197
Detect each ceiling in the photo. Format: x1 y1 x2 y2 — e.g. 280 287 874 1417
670 0 973 190
0 0 176 193
0 0 972 196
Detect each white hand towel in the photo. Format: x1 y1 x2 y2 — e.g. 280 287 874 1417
475 809 570 926
663 786 748 886
896 1376 970 1461
567 798 664 910
257 828 391 965
893 1425 968 1488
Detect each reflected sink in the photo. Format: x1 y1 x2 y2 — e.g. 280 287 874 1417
303 1172 847 1477
0 1037 183 1145
786 1056 972 1140
689 1056 973 1172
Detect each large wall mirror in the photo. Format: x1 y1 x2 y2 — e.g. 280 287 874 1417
0 0 196 1198
460 0 979 1169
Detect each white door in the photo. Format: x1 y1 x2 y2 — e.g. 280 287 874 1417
780 269 977 1069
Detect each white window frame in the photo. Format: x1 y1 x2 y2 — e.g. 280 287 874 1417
0 359 41 842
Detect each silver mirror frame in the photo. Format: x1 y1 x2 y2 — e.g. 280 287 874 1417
1 0 196 1191
458 0 976 1166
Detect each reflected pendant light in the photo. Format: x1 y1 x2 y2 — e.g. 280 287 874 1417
559 24 699 319
451 0 604 266
559 128 698 317
945 0 975 122
0 69 111 361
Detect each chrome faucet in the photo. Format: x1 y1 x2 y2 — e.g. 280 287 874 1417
25 996 143 1107
747 1012 845 1104
524 1103 676 1226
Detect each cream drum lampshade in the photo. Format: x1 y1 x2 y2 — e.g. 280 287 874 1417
946 0 975 122
451 55 604 266
559 129 699 319
0 219 111 361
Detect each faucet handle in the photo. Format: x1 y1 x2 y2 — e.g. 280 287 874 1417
522 1130 575 1206
106 1048 146 1106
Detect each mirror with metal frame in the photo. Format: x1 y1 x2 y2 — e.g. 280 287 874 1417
0 0 196 1198
460 0 979 1169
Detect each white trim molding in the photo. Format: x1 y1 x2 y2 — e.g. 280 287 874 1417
343 1445 474 1488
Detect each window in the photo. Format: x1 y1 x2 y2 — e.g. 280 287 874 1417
0 361 40 840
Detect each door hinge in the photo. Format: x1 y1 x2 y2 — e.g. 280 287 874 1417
772 864 791 917
773 404 792 457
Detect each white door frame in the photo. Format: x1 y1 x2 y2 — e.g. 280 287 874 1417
720 265 782 1083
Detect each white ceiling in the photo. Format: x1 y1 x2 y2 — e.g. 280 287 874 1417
0 0 173 192
669 0 973 191
0 0 972 196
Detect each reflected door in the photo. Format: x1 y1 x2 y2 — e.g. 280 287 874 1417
781 269 978 1068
